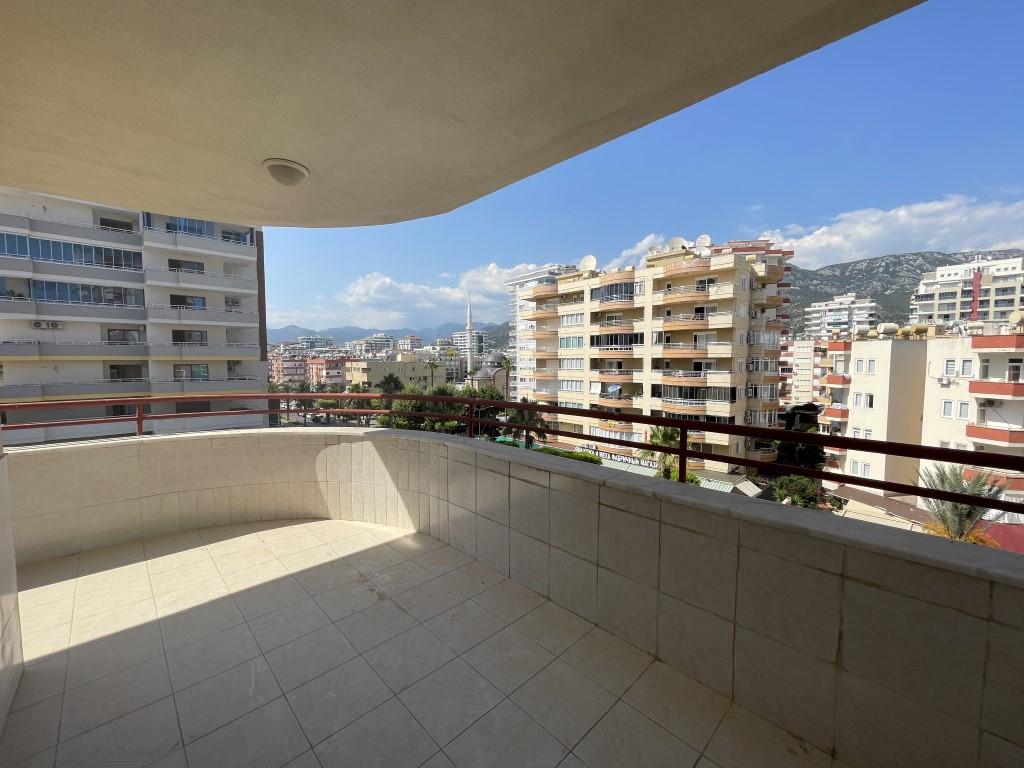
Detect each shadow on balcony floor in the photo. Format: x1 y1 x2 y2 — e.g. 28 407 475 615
1 519 837 768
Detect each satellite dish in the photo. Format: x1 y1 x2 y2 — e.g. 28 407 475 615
579 254 597 271
695 234 712 248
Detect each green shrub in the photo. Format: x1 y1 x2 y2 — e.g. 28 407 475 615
534 446 602 465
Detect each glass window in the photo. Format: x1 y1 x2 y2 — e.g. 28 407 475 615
944 359 956 376
851 460 860 474
861 463 871 478
867 359 876 374
940 400 953 417
961 359 973 377
863 429 873 440
958 401 970 419
864 393 874 408
855 359 864 373
853 392 862 407
852 428 861 439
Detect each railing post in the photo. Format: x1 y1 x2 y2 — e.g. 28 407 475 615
135 399 144 436
677 425 688 482
467 403 475 438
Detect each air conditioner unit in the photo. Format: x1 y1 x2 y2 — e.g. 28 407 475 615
937 377 952 386
31 321 44 329
981 399 997 408
47 321 63 329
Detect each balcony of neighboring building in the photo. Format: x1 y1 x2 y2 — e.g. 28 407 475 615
827 340 853 353
520 282 559 301
966 423 1024 445
963 465 1024 492
589 315 643 334
142 213 257 260
969 379 1024 398
819 404 849 422
751 262 785 282
657 369 735 387
824 373 852 388
650 313 712 332
517 325 558 340
746 445 779 462
652 282 735 305
592 388 643 409
520 303 559 321
651 340 736 359
144 265 259 294
751 289 784 309
531 366 558 380
0 210 143 248
970 334 1024 352
656 257 713 278
147 303 259 326
589 344 643 359
590 366 642 382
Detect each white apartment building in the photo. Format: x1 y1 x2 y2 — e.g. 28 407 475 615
512 237 790 472
451 329 490 361
351 332 395 357
918 332 1024 510
0 188 267 443
780 338 828 405
910 254 1024 325
397 335 422 351
802 293 877 338
296 334 333 349
507 266 577 400
819 337 927 494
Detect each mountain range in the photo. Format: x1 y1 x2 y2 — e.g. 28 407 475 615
268 321 511 348
786 249 1024 331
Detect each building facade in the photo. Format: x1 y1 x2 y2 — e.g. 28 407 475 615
780 338 828 405
802 293 877 338
819 337 928 494
506 266 577 400
397 335 422 351
451 329 490 361
910 255 1024 325
296 334 333 350
0 188 267 443
306 357 347 388
512 237 790 472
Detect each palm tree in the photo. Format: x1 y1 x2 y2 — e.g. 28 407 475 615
499 355 513 400
426 361 441 389
919 464 1005 546
376 373 404 395
502 398 548 448
639 425 681 480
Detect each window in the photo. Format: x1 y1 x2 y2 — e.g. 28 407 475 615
30 280 144 306
559 312 583 326
853 392 863 407
221 230 249 244
170 294 207 309
981 358 990 379
852 428 861 439
99 218 134 232
3 234 142 270
955 443 968 451
174 364 210 380
558 379 583 392
168 258 205 273
958 401 970 420
167 217 214 237
109 364 143 380
944 359 956 376
855 359 864 373
172 329 208 345
1009 359 1022 382
867 359 876 374
940 400 953 417
861 463 871 478
558 358 583 370
106 328 143 343
961 359 973 377
938 440 950 449
851 460 860 474
864 393 874 408
558 336 583 349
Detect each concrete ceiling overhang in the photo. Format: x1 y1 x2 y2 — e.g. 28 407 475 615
1 1 921 227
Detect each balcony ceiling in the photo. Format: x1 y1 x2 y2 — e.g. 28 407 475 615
1 0 919 227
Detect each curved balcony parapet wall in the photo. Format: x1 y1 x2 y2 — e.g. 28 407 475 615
3 427 1024 765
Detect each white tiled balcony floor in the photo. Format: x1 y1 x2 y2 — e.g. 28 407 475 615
1 519 840 768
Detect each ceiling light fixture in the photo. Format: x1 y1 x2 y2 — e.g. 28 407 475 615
263 158 310 186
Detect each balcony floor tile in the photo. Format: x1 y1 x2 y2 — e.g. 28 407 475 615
4 518 830 768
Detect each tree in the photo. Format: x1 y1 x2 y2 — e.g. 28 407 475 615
423 384 463 433
919 464 1005 546
378 385 426 431
463 384 506 438
772 475 824 509
376 373 404 395
293 380 314 424
639 425 681 480
426 361 441 390
499 355 513 401
502 398 548 448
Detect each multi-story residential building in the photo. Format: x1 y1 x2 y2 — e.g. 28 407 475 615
910 255 1024 325
802 293 877 338
820 337 928 494
306 356 347 388
342 358 433 390
268 353 307 386
397 335 422 351
0 188 266 443
351 332 395 357
780 338 828 405
296 334 333 349
451 329 490 361
918 331 1024 512
506 266 577 399
512 236 789 472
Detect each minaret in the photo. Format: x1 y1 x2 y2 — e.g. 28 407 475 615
466 292 473 375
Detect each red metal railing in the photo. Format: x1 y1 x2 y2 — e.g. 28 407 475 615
1 392 1023 514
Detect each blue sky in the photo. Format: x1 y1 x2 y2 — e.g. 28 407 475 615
264 0 1024 330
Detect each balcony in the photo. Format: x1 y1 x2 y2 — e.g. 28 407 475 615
593 393 641 408
521 283 559 301
592 368 642 381
971 334 1024 352
0 405 1022 768
819 404 849 421
653 283 734 305
824 373 852 387
651 314 711 331
0 341 260 360
658 257 712 277
521 304 559 321
969 379 1024 398
149 377 262 394
658 397 709 415
963 466 1024 491
145 267 259 293
0 297 148 323
143 226 256 259
751 290 784 309
653 342 734 358
827 341 852 353
966 423 1024 445
746 446 779 462
532 368 558 380
0 211 143 247
147 304 259 326
752 263 785 282
590 345 640 358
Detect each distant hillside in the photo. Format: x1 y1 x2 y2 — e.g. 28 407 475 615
787 249 1024 331
268 321 505 347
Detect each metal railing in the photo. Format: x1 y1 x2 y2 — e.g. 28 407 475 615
143 225 255 248
0 392 1022 515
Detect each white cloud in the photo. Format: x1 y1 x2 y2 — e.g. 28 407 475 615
268 261 547 330
605 233 665 270
762 195 1024 269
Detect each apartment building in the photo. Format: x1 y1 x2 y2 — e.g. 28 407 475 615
296 334 332 349
0 188 266 443
506 266 577 400
780 337 828 405
451 329 490 359
819 337 927 494
802 293 877 338
918 332 1024 512
512 237 790 472
306 357 347 388
910 254 1024 324
342 358 434 390
268 354 308 386
397 335 422 351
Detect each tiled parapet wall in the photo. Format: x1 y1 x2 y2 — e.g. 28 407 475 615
4 428 1024 767
0 457 22 734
